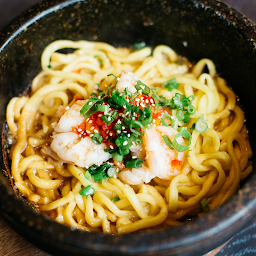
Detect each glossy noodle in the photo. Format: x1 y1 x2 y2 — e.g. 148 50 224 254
6 40 253 233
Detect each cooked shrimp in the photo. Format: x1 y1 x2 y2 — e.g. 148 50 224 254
116 71 138 94
53 100 86 133
119 125 184 185
50 100 110 167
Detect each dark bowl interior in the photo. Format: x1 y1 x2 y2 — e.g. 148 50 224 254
1 0 256 255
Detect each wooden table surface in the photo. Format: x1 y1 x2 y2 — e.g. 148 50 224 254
0 0 256 255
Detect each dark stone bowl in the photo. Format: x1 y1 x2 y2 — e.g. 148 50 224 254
0 0 256 255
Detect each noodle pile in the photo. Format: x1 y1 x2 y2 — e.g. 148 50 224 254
6 40 253 234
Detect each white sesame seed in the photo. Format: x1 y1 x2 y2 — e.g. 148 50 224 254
110 145 114 149
132 156 137 159
117 130 121 134
89 102 92 105
89 120 92 124
94 129 98 133
123 141 128 146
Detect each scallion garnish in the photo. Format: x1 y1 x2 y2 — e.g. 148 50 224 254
162 78 179 91
176 110 185 121
187 105 196 115
94 104 109 113
125 158 143 168
130 91 139 102
94 55 104 64
112 196 120 202
84 170 91 180
151 88 159 111
195 115 208 134
91 133 103 145
135 80 150 95
133 42 146 50
161 113 175 127
172 129 192 152
87 163 112 182
80 98 103 117
79 185 96 198
200 197 210 213
107 167 118 177
102 110 118 125
183 112 190 123
162 135 174 150
107 73 118 86
47 64 52 69
113 152 124 161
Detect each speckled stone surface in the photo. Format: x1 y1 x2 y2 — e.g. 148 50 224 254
0 0 256 255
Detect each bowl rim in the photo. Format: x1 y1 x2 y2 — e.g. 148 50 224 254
0 0 256 255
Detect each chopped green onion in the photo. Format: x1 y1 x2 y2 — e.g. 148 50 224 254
80 98 103 117
113 152 124 161
123 88 132 99
129 120 145 136
183 112 190 123
111 89 129 108
187 105 196 115
133 42 146 50
125 158 143 168
112 196 120 202
172 94 183 110
176 110 185 121
94 55 104 64
130 91 139 102
162 135 174 150
151 89 159 112
107 73 118 86
172 130 192 152
104 148 118 154
47 64 52 69
200 197 210 213
87 164 99 175
93 171 108 182
94 104 109 113
162 78 179 91
107 167 118 177
135 80 150 95
139 107 153 126
91 133 103 145
79 185 96 198
84 170 91 180
161 113 175 127
188 95 195 101
102 110 118 125
195 115 208 134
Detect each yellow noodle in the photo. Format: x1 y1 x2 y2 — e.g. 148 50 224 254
6 40 252 234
